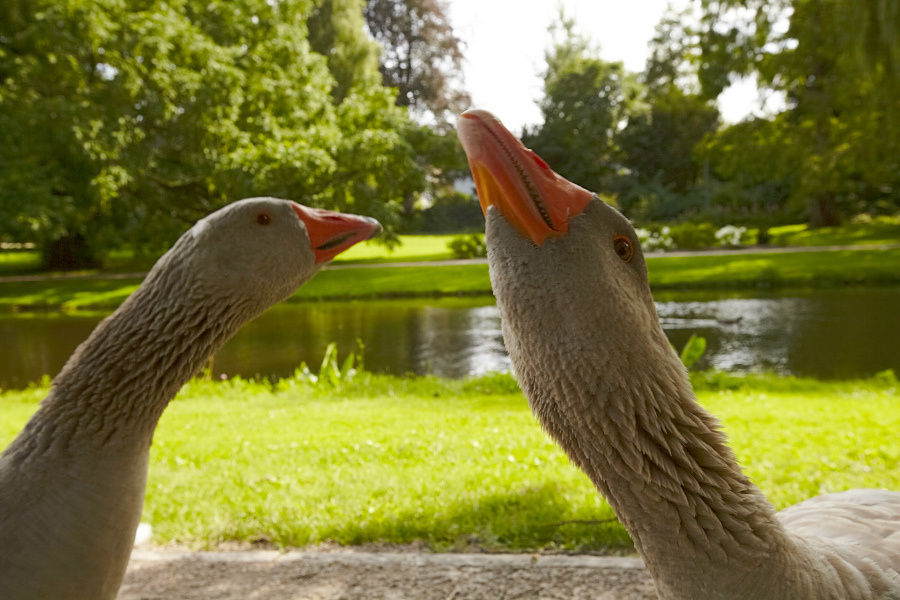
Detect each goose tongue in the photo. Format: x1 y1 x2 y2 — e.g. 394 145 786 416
456 109 593 245
292 203 382 263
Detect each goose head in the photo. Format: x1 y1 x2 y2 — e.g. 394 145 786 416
457 110 681 420
170 197 381 311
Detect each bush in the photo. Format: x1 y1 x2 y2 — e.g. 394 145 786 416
715 225 749 247
447 233 487 258
635 226 675 252
667 222 718 249
415 191 484 233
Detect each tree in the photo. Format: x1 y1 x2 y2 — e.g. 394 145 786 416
0 0 424 267
364 0 470 128
694 0 900 225
617 8 720 211
308 0 381 102
618 89 719 194
523 14 639 195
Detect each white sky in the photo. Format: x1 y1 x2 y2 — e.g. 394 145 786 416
446 0 774 132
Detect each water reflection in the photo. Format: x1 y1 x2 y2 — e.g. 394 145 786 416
1 287 898 388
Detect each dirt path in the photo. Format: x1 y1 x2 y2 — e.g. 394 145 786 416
119 549 656 600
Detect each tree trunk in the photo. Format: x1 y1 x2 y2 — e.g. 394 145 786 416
42 233 101 271
808 192 841 228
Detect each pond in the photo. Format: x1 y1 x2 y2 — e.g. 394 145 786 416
1 287 899 389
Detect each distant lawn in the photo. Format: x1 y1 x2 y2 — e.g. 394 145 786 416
1 371 896 552
4 216 897 279
0 250 40 275
647 247 900 289
769 216 900 247
0 235 459 277
332 234 457 264
2 247 900 311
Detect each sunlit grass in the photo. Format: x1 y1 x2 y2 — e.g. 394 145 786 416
2 248 899 311
0 235 459 278
332 235 457 264
769 217 900 247
0 250 40 274
2 371 897 552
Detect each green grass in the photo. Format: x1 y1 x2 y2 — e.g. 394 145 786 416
4 217 896 278
332 234 457 264
4 247 900 311
0 235 459 278
647 247 900 289
769 216 900 247
1 371 897 551
0 250 41 275
292 263 492 300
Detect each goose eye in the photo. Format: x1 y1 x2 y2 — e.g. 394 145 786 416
256 213 272 226
613 235 634 262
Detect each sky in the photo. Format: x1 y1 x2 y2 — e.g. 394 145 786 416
445 0 774 132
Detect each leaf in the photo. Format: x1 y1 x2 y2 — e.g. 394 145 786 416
680 335 707 370
340 352 355 379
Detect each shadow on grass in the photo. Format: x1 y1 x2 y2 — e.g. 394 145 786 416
313 484 633 554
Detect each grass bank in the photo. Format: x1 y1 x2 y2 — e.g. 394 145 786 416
769 217 900 247
1 371 897 552
2 246 900 311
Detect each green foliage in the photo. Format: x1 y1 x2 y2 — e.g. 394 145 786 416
694 0 900 226
679 335 707 370
667 222 718 250
364 0 470 127
0 0 425 265
523 12 639 193
446 233 486 259
307 0 381 103
617 88 719 194
413 191 483 233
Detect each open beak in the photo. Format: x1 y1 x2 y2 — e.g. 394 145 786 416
292 203 382 263
456 109 593 246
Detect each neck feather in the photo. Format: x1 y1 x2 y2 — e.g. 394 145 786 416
514 330 805 597
8 247 254 459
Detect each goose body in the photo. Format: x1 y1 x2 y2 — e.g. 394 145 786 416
457 109 900 600
0 198 380 600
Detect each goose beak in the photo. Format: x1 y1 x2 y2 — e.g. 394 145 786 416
292 203 382 263
456 109 593 245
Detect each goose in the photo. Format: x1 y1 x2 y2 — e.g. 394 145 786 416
457 109 900 600
0 197 381 600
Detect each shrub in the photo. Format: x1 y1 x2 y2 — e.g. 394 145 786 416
415 191 484 233
667 222 717 249
715 225 749 247
447 233 487 259
635 226 675 252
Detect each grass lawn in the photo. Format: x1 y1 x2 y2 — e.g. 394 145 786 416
0 235 459 278
3 217 896 279
646 247 900 289
1 371 897 552
769 217 900 247
0 250 41 275
332 234 457 264
2 247 899 311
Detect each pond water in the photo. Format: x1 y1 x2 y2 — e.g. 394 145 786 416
1 287 899 389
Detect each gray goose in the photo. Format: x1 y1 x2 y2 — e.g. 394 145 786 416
458 109 900 600
0 198 380 600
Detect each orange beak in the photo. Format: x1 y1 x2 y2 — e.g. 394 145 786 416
456 109 593 246
292 203 382 263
